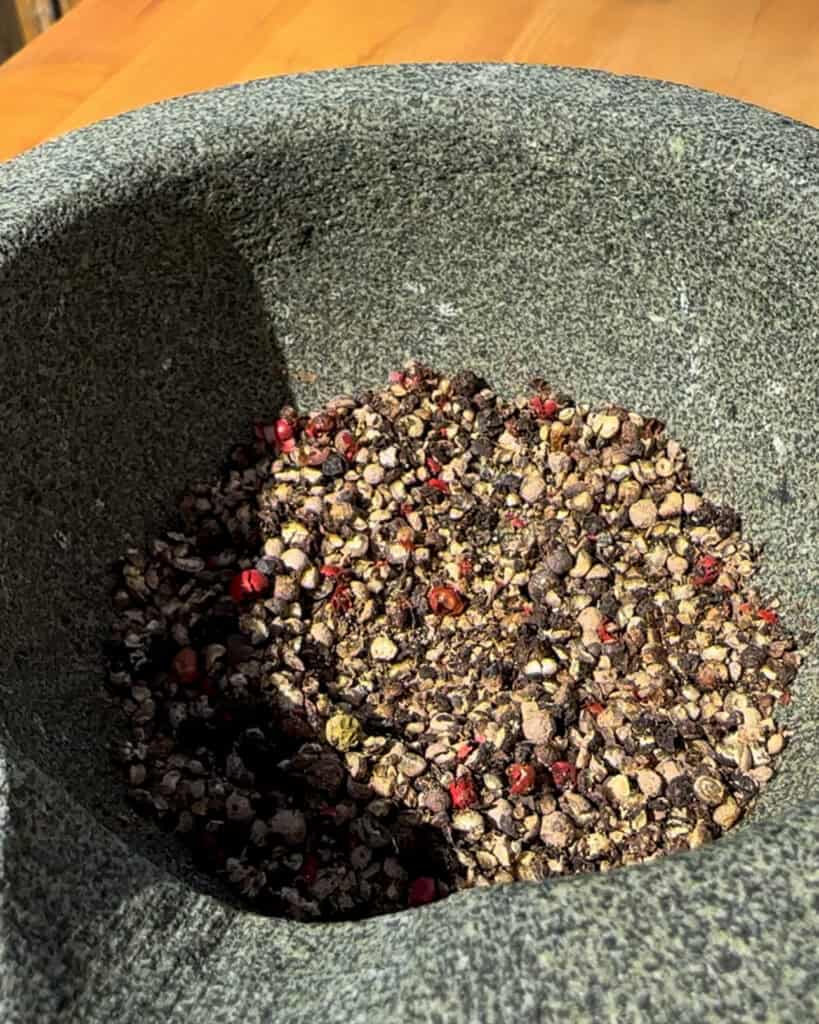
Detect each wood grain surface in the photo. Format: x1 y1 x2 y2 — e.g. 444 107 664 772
1 0 818 161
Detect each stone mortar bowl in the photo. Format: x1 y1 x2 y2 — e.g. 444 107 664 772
0 64 817 1024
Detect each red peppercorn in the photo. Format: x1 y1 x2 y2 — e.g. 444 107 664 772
449 774 478 809
304 446 328 466
779 691 792 705
507 514 526 529
172 646 199 685
201 678 219 700
427 477 450 494
530 396 559 420
330 583 352 613
426 455 442 474
507 763 536 795
549 761 577 789
229 569 268 603
335 430 356 453
584 702 605 717
396 526 415 552
319 564 346 577
456 742 474 761
304 412 335 439
408 877 437 907
274 418 294 443
691 554 721 587
458 558 474 579
388 370 405 385
597 622 617 644
757 608 779 625
299 854 319 885
428 585 466 616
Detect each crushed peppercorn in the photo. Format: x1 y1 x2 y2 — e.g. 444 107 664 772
105 360 804 924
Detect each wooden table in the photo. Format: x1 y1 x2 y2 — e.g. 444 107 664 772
1 0 818 162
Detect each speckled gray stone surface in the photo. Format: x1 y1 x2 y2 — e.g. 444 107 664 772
0 64 817 1023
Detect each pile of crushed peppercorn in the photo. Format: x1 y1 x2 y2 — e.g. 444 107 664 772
107 362 803 921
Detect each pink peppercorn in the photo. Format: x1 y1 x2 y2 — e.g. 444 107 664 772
172 646 199 685
274 418 293 444
304 412 335 439
507 763 536 796
428 586 465 616
449 774 478 809
691 554 721 587
408 877 437 907
530 396 559 420
229 569 268 603
550 761 577 789
299 854 319 885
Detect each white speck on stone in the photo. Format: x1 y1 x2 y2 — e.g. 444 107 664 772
434 302 460 319
668 135 686 162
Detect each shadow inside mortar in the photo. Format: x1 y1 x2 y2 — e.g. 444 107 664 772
0 186 458 937
113 668 463 921
101 435 463 921
0 189 293 900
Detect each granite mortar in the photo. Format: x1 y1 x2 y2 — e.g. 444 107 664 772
0 64 817 1023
